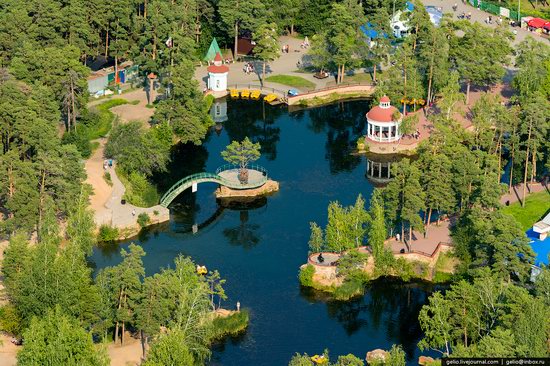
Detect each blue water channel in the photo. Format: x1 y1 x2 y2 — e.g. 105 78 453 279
90 99 440 365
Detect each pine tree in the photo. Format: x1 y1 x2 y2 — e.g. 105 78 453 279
218 0 266 58
253 23 280 82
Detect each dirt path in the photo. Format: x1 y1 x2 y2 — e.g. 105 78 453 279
109 89 154 125
0 335 18 366
85 138 112 223
107 336 143 366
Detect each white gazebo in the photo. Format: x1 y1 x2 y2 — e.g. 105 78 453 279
365 96 402 143
207 52 229 92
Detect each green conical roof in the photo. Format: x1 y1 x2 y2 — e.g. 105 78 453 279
204 38 222 62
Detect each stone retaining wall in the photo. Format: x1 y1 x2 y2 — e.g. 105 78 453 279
287 84 375 105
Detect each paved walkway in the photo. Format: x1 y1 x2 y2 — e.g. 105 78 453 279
84 126 168 232
366 83 511 154
387 220 452 255
420 0 549 45
195 36 353 93
500 182 549 205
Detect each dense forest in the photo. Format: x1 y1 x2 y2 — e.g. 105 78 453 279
0 0 549 364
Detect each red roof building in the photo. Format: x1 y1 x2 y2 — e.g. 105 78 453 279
207 52 229 74
207 52 229 92
365 96 402 143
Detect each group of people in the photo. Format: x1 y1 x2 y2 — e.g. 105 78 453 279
282 44 291 53
458 11 472 19
484 15 503 25
243 62 255 75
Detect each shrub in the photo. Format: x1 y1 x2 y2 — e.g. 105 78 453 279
333 278 365 300
103 171 112 186
98 225 119 242
204 94 215 110
299 264 315 287
153 210 159 216
210 310 249 341
118 169 160 207
0 304 23 336
356 136 366 149
137 212 150 228
62 129 92 158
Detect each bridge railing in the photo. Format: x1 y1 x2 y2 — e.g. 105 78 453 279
160 172 222 205
215 164 268 188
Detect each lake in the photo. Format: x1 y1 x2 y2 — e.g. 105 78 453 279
91 98 439 365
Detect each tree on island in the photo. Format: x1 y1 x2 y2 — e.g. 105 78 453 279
308 222 325 253
383 159 425 247
221 137 261 183
367 191 387 260
253 23 280 82
310 195 369 254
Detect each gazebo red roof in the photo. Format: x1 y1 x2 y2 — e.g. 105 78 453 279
367 105 400 123
367 96 400 123
528 18 548 28
207 64 229 73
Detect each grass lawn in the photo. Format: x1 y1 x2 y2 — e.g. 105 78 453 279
502 190 550 231
265 75 315 89
343 72 375 83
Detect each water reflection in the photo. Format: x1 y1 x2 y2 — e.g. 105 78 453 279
365 153 404 186
308 101 368 174
211 97 228 123
222 210 261 249
223 99 282 161
302 279 437 360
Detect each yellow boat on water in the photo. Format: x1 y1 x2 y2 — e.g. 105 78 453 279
230 89 240 98
264 94 278 103
250 90 261 100
241 89 251 99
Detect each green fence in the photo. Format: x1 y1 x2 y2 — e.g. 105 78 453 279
471 0 525 20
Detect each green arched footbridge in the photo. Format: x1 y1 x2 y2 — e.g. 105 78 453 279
159 165 268 208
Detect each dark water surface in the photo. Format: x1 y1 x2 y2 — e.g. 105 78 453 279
91 99 438 365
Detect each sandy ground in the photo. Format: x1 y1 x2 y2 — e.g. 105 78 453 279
0 335 18 366
0 334 143 366
109 89 154 125
85 138 112 217
107 335 143 366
